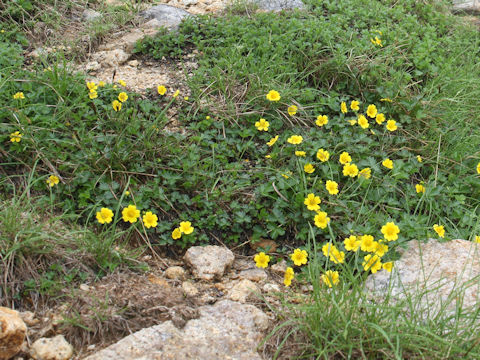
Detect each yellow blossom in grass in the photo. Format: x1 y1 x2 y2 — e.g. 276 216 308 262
363 254 382 273
382 158 393 169
206 116 211 120
13 92 25 99
10 131 22 143
360 235 376 252
325 180 339 195
477 162 480 174
284 267 294 287
349 119 357 125
304 163 315 174
417 155 423 163
386 120 398 132
304 193 321 211
125 191 130 196
376 113 386 125
172 228 182 239
382 262 393 272
143 211 158 228
350 100 360 111
322 270 339 288
255 118 269 131
173 90 180 98
339 151 352 165
374 241 389 257
122 205 140 223
184 96 189 101
341 101 347 114
316 115 328 127
86 82 97 91
380 97 393 102
266 135 279 146
98 81 106 87
291 249 308 266
295 151 306 157
118 92 128 103
179 221 194 234
416 184 426 193
370 36 383 47
344 235 360 252
314 211 330 229
358 115 369 129
330 248 345 264
89 91 98 99
316 149 330 162
358 167 371 179
96 207 114 224
118 80 126 87
475 236 480 243
381 222 400 241
433 224 445 238
46 175 59 187
287 135 303 145
254 252 270 268
281 171 292 179
366 104 377 118
287 105 298 116
322 243 336 258
157 85 167 95
265 154 271 159
112 100 122 111
266 90 281 102
343 163 359 177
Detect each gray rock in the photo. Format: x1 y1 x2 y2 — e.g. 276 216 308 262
84 300 269 360
91 49 130 68
184 245 235 281
239 268 268 282
0 307 26 359
255 0 305 12
30 335 74 360
263 282 281 293
139 5 193 30
182 0 198 5
452 0 480 14
182 281 199 297
165 266 186 280
228 279 260 303
82 9 103 21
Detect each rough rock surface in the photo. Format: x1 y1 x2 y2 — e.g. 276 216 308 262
452 0 480 14
239 268 268 282
82 9 103 21
165 266 186 280
0 307 27 359
255 0 305 11
30 335 74 360
228 279 260 303
184 245 235 280
84 300 269 360
139 4 193 29
365 239 480 317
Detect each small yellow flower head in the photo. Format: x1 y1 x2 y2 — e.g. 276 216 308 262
417 155 423 163
348 119 357 125
287 135 303 145
118 79 126 87
284 267 294 287
386 120 398 132
206 116 211 120
143 211 158 229
255 118 269 131
358 167 371 179
281 172 291 179
358 115 369 129
375 113 386 125
265 154 271 159
360 235 376 252
382 158 393 170
266 90 281 102
96 207 114 224
322 270 339 288
344 235 360 252
122 205 140 223
157 85 167 95
266 135 279 147
179 221 194 234
314 211 330 229
433 224 445 238
382 262 393 272
287 105 298 116
89 91 98 99
184 96 189 101
173 90 180 98
477 162 480 174
375 242 389 257
304 193 321 211
295 151 306 157
340 101 347 114
86 82 97 91
325 180 339 195
46 175 59 187
366 104 377 118
172 227 182 239
291 248 308 266
322 243 336 258
329 248 345 264
118 92 128 103
112 100 122 112
254 252 270 268
475 235 480 243
13 92 25 100
380 97 392 102
381 221 400 241
98 81 106 87
343 163 359 177
316 115 328 127
350 100 360 111
339 151 352 165
10 131 22 143
304 163 315 174
416 184 426 193
316 148 330 162
363 254 382 273
370 36 383 47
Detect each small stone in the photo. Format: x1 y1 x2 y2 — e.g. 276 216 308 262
85 61 101 71
182 281 199 297
228 279 260 303
165 266 186 280
263 283 281 293
91 49 129 68
254 0 305 12
19 311 38 326
271 259 287 274
0 307 27 359
79 284 90 291
30 335 73 360
452 0 480 14
239 268 268 282
127 60 139 67
184 245 235 281
82 9 103 21
140 5 194 30
182 0 198 5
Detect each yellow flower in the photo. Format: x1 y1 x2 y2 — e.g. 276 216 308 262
96 207 114 224
310 149 327 165
433 224 445 238
382 158 393 169
322 243 336 258
254 252 270 268
325 180 339 195
287 135 303 145
322 270 339 288
386 120 398 132
143 211 158 228
266 90 281 102
281 172 291 179
265 154 271 159
86 82 97 91
291 249 308 266
266 135 279 147
112 100 122 111
316 115 328 127
417 155 423 163
118 80 126 87
172 228 182 239
295 151 306 157
184 96 189 101
350 100 360 111
157 85 167 95
416 184 426 193
304 163 315 174
329 248 345 264
341 101 347 114
122 205 140 223
125 191 130 196
46 175 59 187
179 221 194 234
370 36 383 47
304 193 321 211
380 98 392 102
284 267 294 287
477 162 480 174
89 91 98 99
118 92 128 103
339 151 352 165
98 81 106 87
10 131 22 143
314 211 330 229
360 235 376 252
13 92 25 100
173 90 180 98
374 242 389 257
358 167 371 179
255 118 269 131
375 113 386 124
344 235 360 252
343 163 359 177
366 104 377 118
358 115 369 129
206 116 211 120
287 105 298 116
382 262 393 272
348 119 357 125
381 222 400 241
363 254 382 273
475 236 480 243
